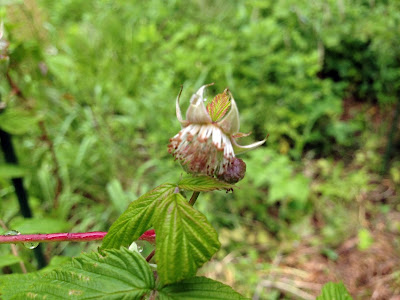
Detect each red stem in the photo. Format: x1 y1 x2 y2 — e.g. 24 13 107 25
0 229 156 245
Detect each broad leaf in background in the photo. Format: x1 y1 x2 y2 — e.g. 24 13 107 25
317 282 353 300
0 109 40 135
0 164 26 179
158 276 248 300
101 183 175 249
178 175 235 192
154 193 220 284
106 178 129 214
0 254 22 269
9 217 70 234
0 248 155 300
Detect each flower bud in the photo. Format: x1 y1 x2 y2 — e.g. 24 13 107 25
168 84 266 183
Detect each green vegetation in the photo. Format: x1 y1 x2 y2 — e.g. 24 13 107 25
1 0 399 298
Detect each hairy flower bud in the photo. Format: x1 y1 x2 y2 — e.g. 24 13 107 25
168 84 266 183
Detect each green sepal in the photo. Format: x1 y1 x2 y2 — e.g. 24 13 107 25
178 175 235 192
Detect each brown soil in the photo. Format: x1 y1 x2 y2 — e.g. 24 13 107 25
283 230 400 299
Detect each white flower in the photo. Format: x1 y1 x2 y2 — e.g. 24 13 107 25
168 84 266 183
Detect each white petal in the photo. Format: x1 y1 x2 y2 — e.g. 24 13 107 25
212 126 223 150
223 136 234 157
231 136 266 155
198 124 212 141
188 124 201 136
175 86 187 126
186 84 213 124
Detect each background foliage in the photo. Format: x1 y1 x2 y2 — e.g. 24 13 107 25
1 0 399 298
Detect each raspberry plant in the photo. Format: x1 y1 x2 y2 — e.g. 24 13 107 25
0 86 265 299
0 85 352 299
1 176 246 299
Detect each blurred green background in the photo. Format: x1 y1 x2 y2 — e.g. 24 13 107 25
1 0 400 298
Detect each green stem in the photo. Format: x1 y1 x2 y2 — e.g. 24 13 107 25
189 191 200 206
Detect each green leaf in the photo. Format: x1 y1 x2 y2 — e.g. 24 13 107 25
0 109 40 135
0 273 41 299
206 90 231 122
101 184 175 249
0 164 27 179
178 176 235 192
9 217 70 234
0 248 155 300
41 256 72 272
0 254 22 269
357 228 374 251
154 193 220 285
106 178 129 214
158 276 248 299
317 282 353 300
0 0 23 5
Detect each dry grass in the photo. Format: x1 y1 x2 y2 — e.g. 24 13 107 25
283 230 400 299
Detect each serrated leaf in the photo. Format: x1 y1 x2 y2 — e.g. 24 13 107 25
178 176 235 192
0 109 40 135
206 90 231 122
0 248 155 300
317 282 353 300
0 164 27 179
101 184 175 249
0 254 22 269
0 273 41 299
158 276 248 299
154 193 220 285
